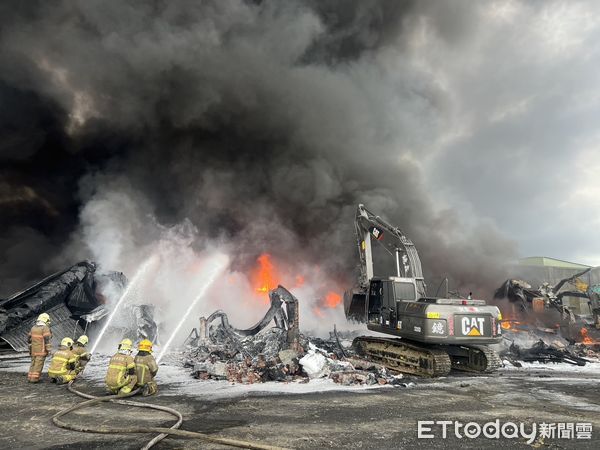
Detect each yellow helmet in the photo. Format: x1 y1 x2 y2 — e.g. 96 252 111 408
37 313 51 324
61 337 74 347
119 338 133 351
77 335 89 345
138 339 153 353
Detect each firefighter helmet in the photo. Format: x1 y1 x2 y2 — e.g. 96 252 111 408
76 335 89 345
138 339 153 353
37 313 51 324
119 338 133 351
61 337 74 348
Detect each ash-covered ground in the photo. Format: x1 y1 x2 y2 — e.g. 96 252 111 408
2 350 600 449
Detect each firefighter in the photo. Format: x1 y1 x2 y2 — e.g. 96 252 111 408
105 338 137 395
72 335 91 374
27 313 52 383
48 337 79 384
134 339 159 396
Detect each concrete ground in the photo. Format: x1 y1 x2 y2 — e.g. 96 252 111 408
1 355 600 449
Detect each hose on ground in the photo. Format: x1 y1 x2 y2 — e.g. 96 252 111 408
53 381 287 450
67 382 182 449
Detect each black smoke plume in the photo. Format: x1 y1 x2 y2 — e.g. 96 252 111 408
0 0 515 297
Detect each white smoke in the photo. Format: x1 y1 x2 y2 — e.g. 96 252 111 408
77 185 350 352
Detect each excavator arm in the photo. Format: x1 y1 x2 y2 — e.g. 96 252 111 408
345 204 428 322
354 204 427 297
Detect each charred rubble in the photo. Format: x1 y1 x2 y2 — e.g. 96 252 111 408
498 321 600 367
0 261 158 351
183 286 408 386
495 265 600 363
501 339 590 367
495 268 600 333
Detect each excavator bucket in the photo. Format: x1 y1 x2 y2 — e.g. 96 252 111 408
344 289 366 323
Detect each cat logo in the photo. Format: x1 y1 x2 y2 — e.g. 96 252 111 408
369 226 384 240
461 317 485 336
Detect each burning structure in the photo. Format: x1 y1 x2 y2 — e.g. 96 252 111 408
495 261 600 340
493 258 600 365
179 246 600 377
497 257 600 321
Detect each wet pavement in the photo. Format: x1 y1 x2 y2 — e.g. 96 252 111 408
1 354 600 449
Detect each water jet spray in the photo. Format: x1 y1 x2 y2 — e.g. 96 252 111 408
157 253 229 362
91 255 159 353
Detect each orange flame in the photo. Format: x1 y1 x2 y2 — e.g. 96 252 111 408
500 319 526 332
325 291 342 308
249 252 342 313
252 253 278 294
499 308 526 332
580 327 594 345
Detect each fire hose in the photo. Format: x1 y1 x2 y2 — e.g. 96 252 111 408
52 381 287 450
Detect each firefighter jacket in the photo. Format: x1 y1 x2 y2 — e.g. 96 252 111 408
28 324 52 356
105 352 136 388
134 351 158 386
72 343 91 362
48 346 77 376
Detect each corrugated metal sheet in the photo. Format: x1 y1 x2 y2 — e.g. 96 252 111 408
0 303 84 352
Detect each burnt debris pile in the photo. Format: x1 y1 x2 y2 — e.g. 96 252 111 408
498 324 600 367
183 286 406 385
495 264 600 366
501 339 590 366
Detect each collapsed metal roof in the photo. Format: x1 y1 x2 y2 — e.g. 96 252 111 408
1 303 84 352
0 261 126 352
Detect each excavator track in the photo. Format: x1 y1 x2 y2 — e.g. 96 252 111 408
352 336 452 377
444 345 502 374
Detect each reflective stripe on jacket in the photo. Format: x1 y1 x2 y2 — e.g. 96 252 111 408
105 353 135 388
72 345 90 361
28 324 52 356
135 353 158 386
48 347 77 376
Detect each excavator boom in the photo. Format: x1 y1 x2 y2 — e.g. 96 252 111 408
354 204 426 296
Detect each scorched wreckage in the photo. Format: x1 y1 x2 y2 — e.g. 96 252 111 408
3 208 600 449
0 261 157 353
3 204 600 383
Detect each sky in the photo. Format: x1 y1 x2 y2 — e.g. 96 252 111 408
419 1 600 266
2 0 600 299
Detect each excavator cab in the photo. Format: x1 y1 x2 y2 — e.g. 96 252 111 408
367 278 417 328
364 276 502 345
345 277 419 324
